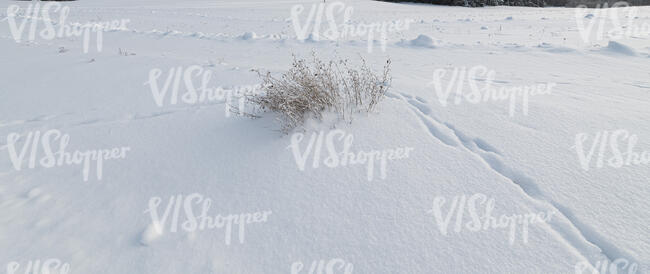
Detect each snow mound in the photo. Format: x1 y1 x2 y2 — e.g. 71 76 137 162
604 41 638 56
240 32 258 40
188 32 207 39
409 34 435 48
140 223 163 246
537 42 576 53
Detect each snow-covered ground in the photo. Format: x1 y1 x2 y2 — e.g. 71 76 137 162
0 0 648 273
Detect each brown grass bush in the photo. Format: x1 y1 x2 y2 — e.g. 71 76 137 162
245 53 391 133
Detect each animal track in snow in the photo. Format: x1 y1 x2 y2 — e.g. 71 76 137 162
390 90 641 270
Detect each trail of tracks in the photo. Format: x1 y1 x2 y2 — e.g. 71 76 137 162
387 90 643 273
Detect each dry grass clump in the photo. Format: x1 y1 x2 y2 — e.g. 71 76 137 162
246 53 391 133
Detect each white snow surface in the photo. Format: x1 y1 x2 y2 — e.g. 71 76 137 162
0 0 649 273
